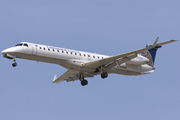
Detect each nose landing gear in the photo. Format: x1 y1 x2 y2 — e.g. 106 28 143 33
12 58 17 67
12 63 17 67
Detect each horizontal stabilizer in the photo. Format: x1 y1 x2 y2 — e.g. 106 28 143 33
156 39 177 46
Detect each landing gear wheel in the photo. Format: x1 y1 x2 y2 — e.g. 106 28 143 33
12 63 17 67
101 72 108 79
81 80 88 86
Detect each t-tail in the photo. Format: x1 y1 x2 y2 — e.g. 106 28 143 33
141 37 162 67
142 45 161 67
141 37 178 67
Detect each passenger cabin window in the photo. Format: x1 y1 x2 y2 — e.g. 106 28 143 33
79 53 81 56
44 48 45 50
75 53 77 55
24 43 28 47
40 47 42 49
48 48 50 51
66 51 68 54
15 43 23 46
53 49 54 51
84 54 86 57
62 51 64 53
93 56 95 58
57 50 59 52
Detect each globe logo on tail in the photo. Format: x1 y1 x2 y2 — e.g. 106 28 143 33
142 50 153 67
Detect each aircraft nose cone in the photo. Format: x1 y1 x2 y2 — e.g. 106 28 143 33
1 49 8 54
1 50 5 54
1 47 16 54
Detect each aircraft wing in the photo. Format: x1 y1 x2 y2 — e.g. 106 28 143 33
65 73 94 82
52 69 95 83
82 39 177 69
53 38 177 83
52 69 78 83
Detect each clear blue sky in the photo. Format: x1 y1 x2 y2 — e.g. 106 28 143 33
0 0 180 120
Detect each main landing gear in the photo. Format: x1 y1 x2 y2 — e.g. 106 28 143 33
79 73 88 86
100 66 108 79
81 80 88 86
12 58 17 67
79 65 109 86
101 72 108 79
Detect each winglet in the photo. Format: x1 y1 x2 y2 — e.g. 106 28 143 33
153 37 159 47
53 74 57 83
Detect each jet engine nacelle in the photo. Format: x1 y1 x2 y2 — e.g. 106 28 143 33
126 56 149 65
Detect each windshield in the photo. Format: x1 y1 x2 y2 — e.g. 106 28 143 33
15 43 28 47
15 43 23 46
24 43 28 47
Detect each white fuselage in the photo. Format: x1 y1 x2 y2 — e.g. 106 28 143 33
2 42 153 76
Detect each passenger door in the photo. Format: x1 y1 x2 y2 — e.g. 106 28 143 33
32 44 37 55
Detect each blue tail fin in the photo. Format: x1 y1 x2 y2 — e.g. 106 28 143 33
142 45 162 67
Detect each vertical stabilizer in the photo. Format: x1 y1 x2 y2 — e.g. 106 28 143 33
142 45 162 67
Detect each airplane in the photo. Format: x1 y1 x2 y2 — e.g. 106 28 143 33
1 37 177 86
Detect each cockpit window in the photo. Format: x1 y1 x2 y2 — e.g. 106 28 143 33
15 43 23 46
24 43 28 47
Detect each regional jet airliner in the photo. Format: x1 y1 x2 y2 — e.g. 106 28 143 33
1 37 177 86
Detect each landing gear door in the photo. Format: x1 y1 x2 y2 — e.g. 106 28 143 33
32 44 37 55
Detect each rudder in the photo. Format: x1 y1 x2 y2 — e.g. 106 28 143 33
142 45 162 67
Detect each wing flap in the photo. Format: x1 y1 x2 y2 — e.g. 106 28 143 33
52 70 95 83
52 69 79 83
65 74 94 82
